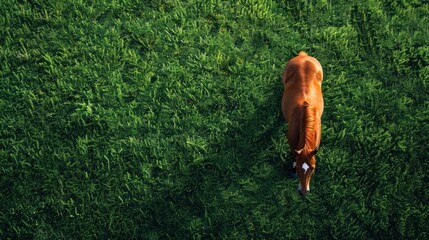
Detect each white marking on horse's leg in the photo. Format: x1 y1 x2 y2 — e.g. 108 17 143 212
298 184 302 191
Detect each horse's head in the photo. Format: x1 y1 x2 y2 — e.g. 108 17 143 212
294 148 317 196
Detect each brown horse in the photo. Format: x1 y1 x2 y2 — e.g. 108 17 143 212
281 51 323 196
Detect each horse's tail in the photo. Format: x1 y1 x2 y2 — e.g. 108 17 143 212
298 51 308 56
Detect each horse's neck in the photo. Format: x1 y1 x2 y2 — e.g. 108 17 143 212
313 116 321 148
299 105 320 150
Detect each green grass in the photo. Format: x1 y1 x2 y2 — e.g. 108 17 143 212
1 0 428 239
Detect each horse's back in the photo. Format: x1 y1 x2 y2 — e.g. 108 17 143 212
282 51 322 87
281 52 323 122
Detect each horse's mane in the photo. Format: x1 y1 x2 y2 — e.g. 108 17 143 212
300 102 318 151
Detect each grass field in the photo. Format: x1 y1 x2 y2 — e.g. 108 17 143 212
1 0 428 239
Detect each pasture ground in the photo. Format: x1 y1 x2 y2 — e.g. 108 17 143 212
1 0 428 239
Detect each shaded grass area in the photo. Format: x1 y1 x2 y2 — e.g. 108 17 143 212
1 0 428 239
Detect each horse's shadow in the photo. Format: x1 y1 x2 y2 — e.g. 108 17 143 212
150 77 300 237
